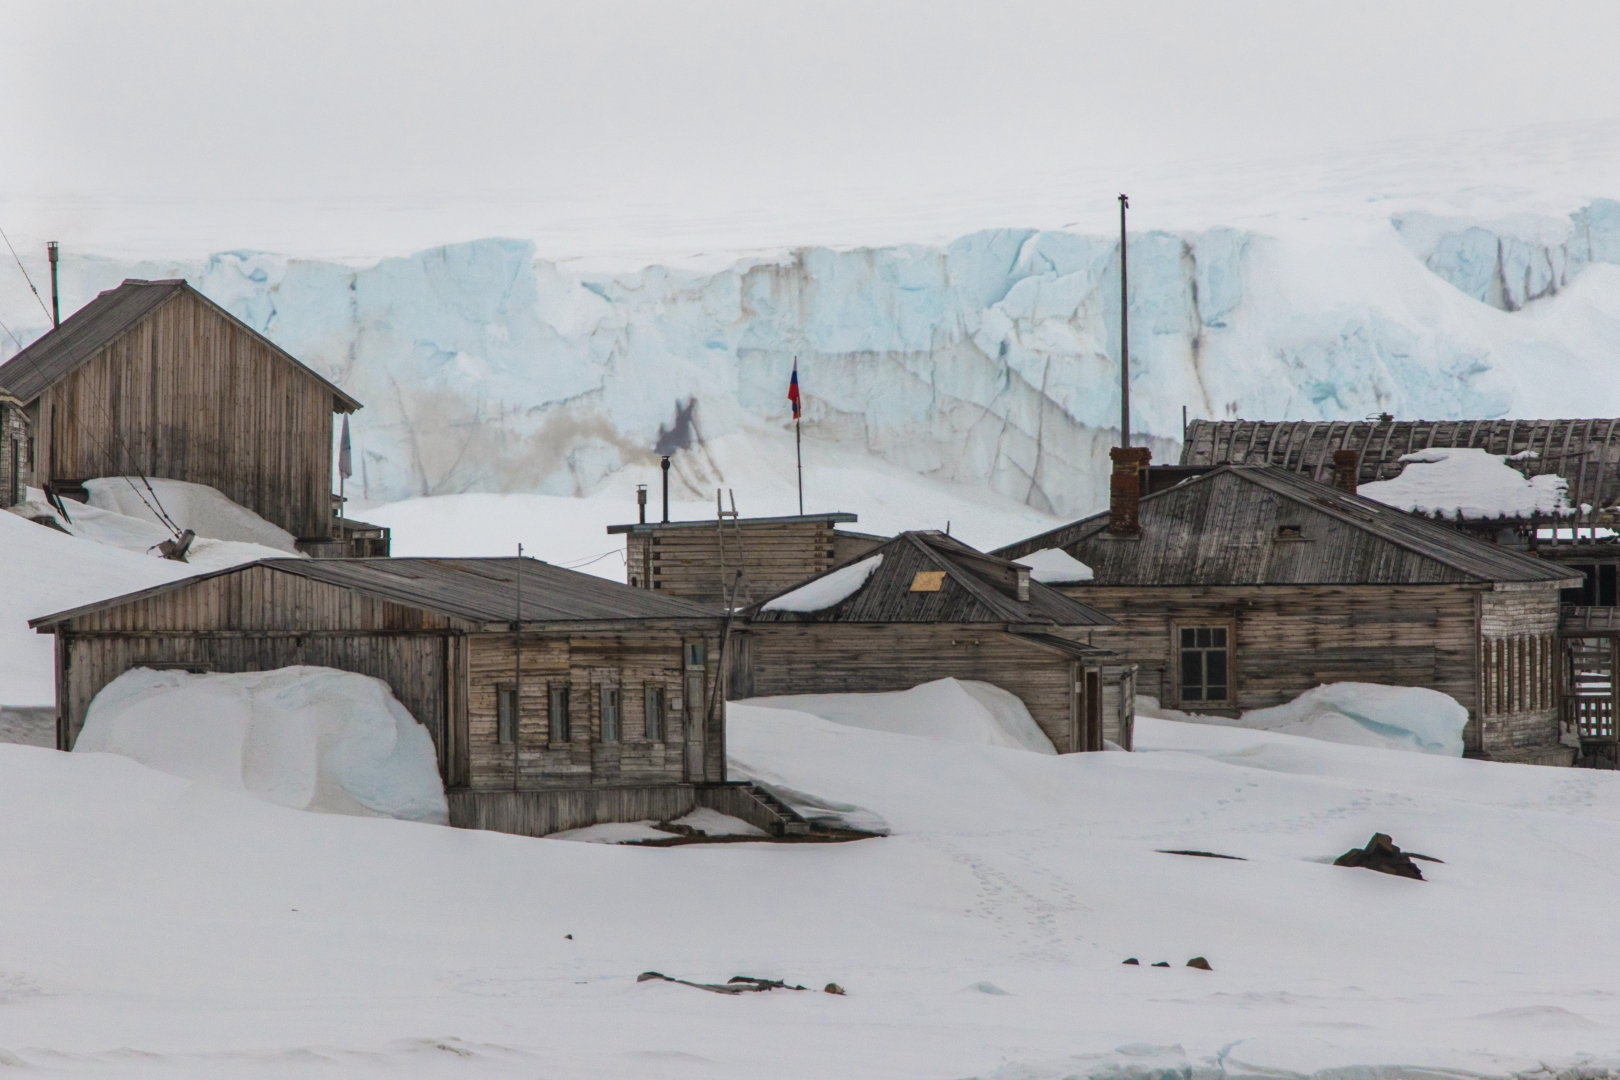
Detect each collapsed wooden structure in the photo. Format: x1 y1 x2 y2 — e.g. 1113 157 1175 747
609 511 884 608
996 463 1580 763
0 279 382 554
736 531 1136 752
28 557 764 837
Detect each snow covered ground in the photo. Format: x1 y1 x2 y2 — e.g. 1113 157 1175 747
9 699 1620 1077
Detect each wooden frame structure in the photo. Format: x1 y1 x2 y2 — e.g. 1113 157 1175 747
30 557 741 837
736 531 1136 752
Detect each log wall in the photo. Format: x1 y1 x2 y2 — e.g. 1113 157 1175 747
735 623 1093 752
1478 586 1563 752
627 520 838 605
449 785 698 838
38 289 336 538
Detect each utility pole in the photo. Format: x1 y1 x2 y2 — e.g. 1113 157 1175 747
1118 194 1129 449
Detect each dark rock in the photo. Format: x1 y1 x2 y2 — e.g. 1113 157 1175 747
1151 962 1171 968
1332 833 1428 880
824 983 846 995
1156 849 1247 861
1122 958 1140 965
1186 957 1212 971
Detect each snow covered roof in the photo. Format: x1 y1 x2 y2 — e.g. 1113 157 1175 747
0 279 362 413
995 466 1582 588
1183 418 1620 516
745 531 1116 626
31 556 724 630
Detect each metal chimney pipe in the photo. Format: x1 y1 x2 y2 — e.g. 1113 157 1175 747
661 456 671 522
636 483 647 524
47 242 60 328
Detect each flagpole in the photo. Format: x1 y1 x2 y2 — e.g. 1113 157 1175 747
796 414 803 516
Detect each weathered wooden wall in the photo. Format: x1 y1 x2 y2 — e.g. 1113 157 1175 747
1478 586 1562 752
1071 583 1497 748
0 398 29 509
463 629 724 790
734 623 1093 752
449 785 699 838
627 520 838 605
38 290 335 538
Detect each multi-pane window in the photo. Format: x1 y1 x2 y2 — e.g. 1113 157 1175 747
645 685 665 742
601 685 621 743
549 685 571 743
684 642 705 669
496 684 518 744
1179 626 1229 703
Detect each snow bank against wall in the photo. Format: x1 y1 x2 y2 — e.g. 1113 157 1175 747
85 477 300 552
740 677 1056 754
76 667 448 823
1139 682 1470 757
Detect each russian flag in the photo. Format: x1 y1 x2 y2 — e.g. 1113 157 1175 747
787 360 801 420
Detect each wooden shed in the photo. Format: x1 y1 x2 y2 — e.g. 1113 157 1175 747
0 279 362 544
29 557 750 837
609 511 884 608
733 531 1136 752
994 464 1582 763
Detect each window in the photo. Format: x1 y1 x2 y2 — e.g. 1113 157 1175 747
645 685 665 742
549 685 571 743
684 642 704 669
1274 524 1304 541
1562 564 1618 608
497 684 518 744
1179 626 1229 704
600 685 621 742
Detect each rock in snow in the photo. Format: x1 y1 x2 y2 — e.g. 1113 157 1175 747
75 666 448 823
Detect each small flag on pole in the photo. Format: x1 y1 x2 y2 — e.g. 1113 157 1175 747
338 415 352 480
787 361 801 420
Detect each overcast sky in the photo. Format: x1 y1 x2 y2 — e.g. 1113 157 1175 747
2 1 1618 257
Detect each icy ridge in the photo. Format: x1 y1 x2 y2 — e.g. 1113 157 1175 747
14 211 1610 516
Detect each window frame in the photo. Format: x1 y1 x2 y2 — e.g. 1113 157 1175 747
1172 620 1236 708
548 682 572 745
496 682 518 745
644 683 666 743
600 682 621 744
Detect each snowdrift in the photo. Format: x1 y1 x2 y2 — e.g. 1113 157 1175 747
738 677 1056 754
1139 682 1470 756
84 476 301 552
76 666 447 823
1359 447 1568 519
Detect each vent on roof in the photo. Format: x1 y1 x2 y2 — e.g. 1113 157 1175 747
1274 524 1306 541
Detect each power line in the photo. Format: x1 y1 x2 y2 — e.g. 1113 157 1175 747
0 229 183 539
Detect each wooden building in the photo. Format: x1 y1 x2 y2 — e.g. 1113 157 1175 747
994 463 1581 763
0 389 29 510
734 531 1136 752
29 557 749 837
609 511 885 608
0 279 362 546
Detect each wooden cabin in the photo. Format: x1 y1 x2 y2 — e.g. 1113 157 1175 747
609 511 884 608
0 279 363 548
0 390 29 510
734 531 1136 752
29 557 746 837
994 462 1581 764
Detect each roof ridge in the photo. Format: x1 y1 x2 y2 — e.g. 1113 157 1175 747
908 532 1026 622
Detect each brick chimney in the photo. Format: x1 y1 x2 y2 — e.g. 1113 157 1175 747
1108 447 1152 535
1332 449 1359 495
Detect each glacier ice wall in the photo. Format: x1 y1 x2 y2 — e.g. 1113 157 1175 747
12 208 1603 518
1395 198 1620 311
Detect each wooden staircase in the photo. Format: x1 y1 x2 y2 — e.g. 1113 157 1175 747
696 781 811 837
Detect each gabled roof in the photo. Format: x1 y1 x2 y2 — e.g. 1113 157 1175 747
1183 418 1620 514
743 530 1117 626
994 465 1580 587
0 279 361 412
30 557 723 630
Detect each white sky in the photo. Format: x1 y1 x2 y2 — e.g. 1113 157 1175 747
2 0 1619 260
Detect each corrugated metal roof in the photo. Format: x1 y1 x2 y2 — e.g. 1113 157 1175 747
1182 418 1620 513
0 279 361 412
994 466 1580 586
31 556 724 629
744 531 1117 626
608 512 858 535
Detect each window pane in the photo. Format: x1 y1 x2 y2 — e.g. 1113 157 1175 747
497 686 515 744
1212 627 1227 647
1182 650 1203 691
686 643 704 667
550 687 570 743
1183 686 1204 702
1196 628 1211 649
1181 628 1195 647
646 686 664 742
1207 650 1228 688
602 686 620 742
